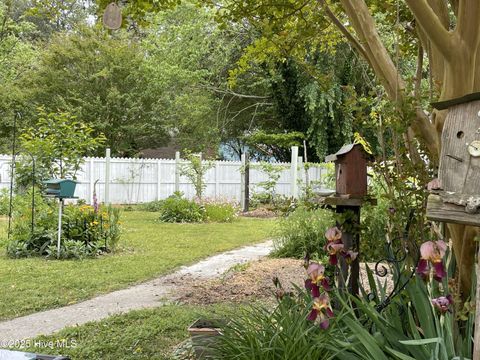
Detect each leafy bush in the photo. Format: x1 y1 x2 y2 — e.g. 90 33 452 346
6 194 121 259
138 200 164 212
158 193 205 223
0 188 10 215
204 202 237 222
272 206 333 258
213 291 334 360
157 193 238 223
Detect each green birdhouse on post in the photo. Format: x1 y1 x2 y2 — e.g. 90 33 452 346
43 178 78 259
44 179 77 199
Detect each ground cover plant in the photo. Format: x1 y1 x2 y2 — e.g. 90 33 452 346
0 212 275 320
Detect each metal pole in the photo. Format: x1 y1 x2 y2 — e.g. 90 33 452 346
57 198 63 259
244 152 250 212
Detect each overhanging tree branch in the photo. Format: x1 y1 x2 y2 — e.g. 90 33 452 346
319 0 371 67
338 0 439 156
405 0 456 60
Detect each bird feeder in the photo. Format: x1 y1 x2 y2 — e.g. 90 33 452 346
427 93 480 226
44 179 78 259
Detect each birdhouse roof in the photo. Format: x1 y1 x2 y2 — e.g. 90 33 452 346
43 179 76 185
325 144 371 162
431 91 480 110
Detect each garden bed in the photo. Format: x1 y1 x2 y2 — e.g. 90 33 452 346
174 258 393 305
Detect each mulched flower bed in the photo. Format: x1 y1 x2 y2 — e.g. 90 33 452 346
173 258 393 305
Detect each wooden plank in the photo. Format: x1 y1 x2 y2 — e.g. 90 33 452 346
474 243 480 360
426 194 480 226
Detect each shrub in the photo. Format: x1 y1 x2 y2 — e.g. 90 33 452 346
272 206 333 258
158 193 205 223
0 188 10 215
137 200 164 212
6 194 121 259
204 202 237 222
62 204 121 252
213 291 334 360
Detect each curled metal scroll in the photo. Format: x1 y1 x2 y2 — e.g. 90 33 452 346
367 210 420 312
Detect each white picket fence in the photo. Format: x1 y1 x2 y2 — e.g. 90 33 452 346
0 152 327 204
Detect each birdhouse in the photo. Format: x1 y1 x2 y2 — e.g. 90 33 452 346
44 179 77 199
427 93 480 225
325 144 371 198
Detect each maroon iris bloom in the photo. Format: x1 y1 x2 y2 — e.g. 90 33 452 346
307 294 334 329
416 240 448 281
305 262 330 294
432 295 453 313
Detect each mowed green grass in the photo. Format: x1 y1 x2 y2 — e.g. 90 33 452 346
20 304 231 360
0 212 275 320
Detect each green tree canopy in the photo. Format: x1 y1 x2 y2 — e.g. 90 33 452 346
21 27 165 156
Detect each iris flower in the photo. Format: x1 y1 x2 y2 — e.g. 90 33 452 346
417 240 447 281
307 293 334 329
325 227 342 242
325 242 344 265
431 295 453 313
343 250 358 264
325 227 344 265
305 262 330 296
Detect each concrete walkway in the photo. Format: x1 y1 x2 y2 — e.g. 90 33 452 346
0 241 272 342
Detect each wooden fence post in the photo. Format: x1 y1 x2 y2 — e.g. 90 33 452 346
215 161 220 198
298 155 303 198
291 146 299 199
105 148 111 205
240 153 246 210
157 159 161 200
175 151 180 193
89 158 94 204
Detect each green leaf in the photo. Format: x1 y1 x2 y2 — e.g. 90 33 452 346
399 338 442 345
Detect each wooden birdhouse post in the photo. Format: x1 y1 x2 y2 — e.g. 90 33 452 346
325 144 374 295
427 94 480 225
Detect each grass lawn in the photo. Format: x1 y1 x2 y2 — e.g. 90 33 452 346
0 211 275 320
18 304 230 360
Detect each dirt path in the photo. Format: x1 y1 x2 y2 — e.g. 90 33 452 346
0 241 273 343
